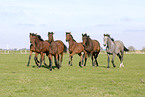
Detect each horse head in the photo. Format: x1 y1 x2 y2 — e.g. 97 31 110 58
82 33 89 47
30 33 37 49
103 34 114 46
66 32 71 42
103 34 110 46
48 32 54 43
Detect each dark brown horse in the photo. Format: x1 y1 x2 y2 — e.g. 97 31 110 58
48 32 67 70
66 32 87 67
30 33 50 69
82 33 100 67
27 33 46 66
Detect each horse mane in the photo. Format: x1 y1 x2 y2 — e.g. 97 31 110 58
110 37 114 41
37 35 44 41
104 34 114 41
70 34 76 42
66 32 76 42
83 33 91 44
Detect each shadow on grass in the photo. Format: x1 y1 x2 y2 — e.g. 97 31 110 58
99 65 107 68
32 65 59 71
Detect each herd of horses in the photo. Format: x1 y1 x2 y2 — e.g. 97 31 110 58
27 32 129 71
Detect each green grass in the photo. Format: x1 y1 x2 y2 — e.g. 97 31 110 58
0 53 145 97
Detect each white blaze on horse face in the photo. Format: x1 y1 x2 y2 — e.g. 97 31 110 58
103 36 108 46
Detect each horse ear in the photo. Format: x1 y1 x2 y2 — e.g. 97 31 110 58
82 34 84 36
48 32 50 35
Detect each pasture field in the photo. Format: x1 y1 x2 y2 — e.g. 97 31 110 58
0 53 145 97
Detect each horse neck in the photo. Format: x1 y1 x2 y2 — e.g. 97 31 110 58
50 36 54 42
86 38 93 49
35 37 43 47
107 38 115 49
68 36 77 48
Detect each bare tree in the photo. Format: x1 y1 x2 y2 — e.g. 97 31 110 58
142 47 145 51
128 46 135 51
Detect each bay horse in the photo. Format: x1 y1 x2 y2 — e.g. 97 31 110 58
27 33 46 66
66 32 87 67
82 33 100 67
48 32 67 70
103 34 129 68
30 33 50 69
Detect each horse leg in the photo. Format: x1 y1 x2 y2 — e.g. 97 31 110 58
91 55 95 67
59 53 63 67
54 54 60 69
69 54 73 66
117 53 122 67
107 54 110 68
84 51 87 66
56 54 60 69
35 53 40 63
120 51 124 68
112 54 116 68
94 52 99 66
27 51 32 66
78 53 83 67
39 52 44 68
43 54 47 66
48 55 51 68
49 54 53 71
34 53 39 66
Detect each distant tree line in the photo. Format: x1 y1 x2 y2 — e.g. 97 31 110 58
127 46 145 51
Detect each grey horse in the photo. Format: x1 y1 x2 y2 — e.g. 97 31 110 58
103 34 129 68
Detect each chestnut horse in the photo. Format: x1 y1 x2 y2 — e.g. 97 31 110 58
27 33 46 66
30 34 50 69
82 33 100 67
48 32 67 70
66 32 87 67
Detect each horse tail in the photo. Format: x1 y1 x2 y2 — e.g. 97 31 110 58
63 44 67 53
124 46 129 51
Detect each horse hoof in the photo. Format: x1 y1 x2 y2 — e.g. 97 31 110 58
113 65 116 68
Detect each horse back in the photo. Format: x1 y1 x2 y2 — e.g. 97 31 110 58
114 40 124 52
92 40 100 52
55 40 65 54
74 42 84 54
42 41 50 52
49 41 58 55
69 42 84 54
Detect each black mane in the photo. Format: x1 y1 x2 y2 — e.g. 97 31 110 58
37 35 44 41
104 34 114 41
66 32 76 42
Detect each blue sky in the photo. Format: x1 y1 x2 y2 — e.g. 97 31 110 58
0 0 145 50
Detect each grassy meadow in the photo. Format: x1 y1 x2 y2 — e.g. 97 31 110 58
0 53 145 97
